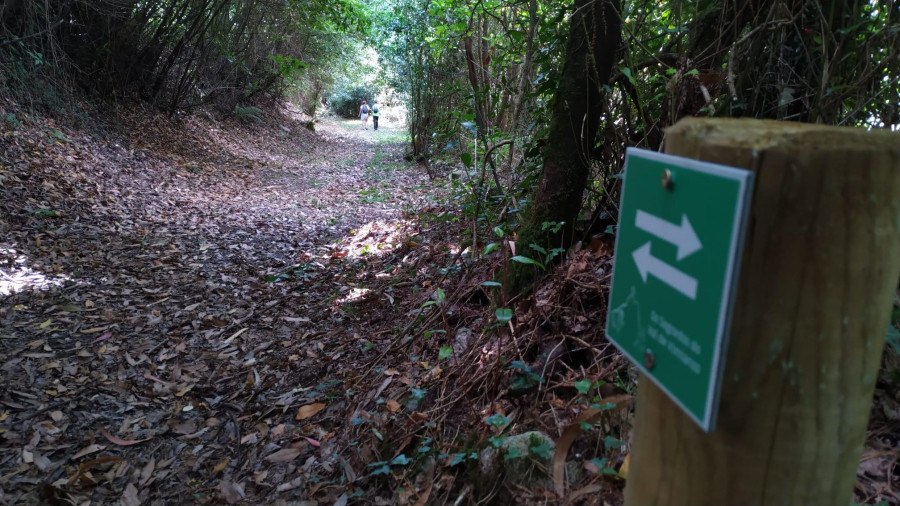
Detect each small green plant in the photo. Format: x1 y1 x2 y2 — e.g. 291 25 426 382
233 104 263 123
3 113 21 130
358 187 389 203
508 360 544 390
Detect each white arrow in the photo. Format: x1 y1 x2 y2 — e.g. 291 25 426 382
635 210 702 261
632 242 698 300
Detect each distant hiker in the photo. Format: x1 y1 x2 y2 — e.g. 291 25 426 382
372 102 380 131
360 100 370 130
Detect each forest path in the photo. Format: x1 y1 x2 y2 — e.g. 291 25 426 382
0 106 438 505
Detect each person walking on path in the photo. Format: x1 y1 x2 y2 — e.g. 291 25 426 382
360 100 370 130
372 102 380 131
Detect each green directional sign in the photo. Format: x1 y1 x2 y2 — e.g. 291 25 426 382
606 148 753 432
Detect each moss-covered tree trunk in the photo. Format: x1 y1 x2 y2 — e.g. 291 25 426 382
508 0 620 295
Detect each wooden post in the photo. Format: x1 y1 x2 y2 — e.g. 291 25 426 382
625 118 900 505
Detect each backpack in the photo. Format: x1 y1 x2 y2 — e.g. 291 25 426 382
362 104 369 114
373 105 379 113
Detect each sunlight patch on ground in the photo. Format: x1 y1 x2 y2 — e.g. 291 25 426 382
0 248 70 296
336 287 372 305
340 219 414 259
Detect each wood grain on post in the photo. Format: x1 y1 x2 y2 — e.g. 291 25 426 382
625 118 900 505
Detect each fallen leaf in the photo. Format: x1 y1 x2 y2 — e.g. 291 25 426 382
212 458 229 475
72 444 106 460
275 476 304 492
98 425 150 446
253 470 268 484
66 455 125 486
122 483 141 506
92 331 113 343
81 326 109 334
264 448 301 463
302 436 320 447
296 403 325 420
140 457 156 486
386 400 401 412
219 480 246 504
618 453 630 479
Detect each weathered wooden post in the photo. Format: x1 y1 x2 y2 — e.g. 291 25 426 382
624 119 900 504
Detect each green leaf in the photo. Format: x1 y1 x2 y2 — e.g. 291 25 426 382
485 413 509 427
503 447 521 460
483 243 499 255
579 421 592 431
493 226 505 238
410 388 427 400
618 66 636 85
461 152 473 168
529 243 547 255
590 457 608 470
390 454 412 466
574 379 591 394
495 308 513 323
685 68 699 76
369 464 391 476
529 442 552 459
510 255 544 269
604 436 626 450
435 287 446 302
438 346 452 360
449 452 469 466
480 280 502 287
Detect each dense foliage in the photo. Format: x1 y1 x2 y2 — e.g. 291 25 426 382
0 0 370 113
376 0 899 290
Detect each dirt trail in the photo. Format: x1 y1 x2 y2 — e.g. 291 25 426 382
0 106 435 505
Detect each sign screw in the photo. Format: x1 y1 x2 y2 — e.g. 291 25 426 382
661 169 673 190
644 349 656 370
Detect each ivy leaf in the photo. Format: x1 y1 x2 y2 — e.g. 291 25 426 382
369 464 391 476
449 452 469 466
485 413 509 427
495 308 513 323
529 442 552 459
604 436 626 450
503 447 521 460
390 454 411 466
574 379 591 394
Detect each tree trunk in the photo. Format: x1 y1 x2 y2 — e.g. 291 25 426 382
508 0 620 295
